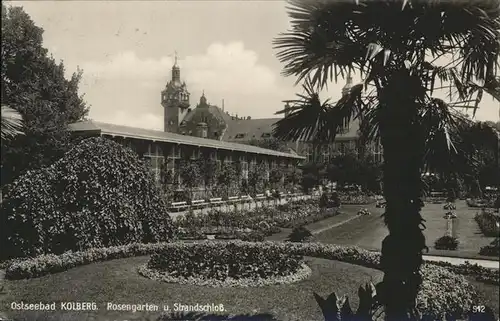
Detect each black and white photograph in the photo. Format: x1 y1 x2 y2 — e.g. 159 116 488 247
1 0 499 320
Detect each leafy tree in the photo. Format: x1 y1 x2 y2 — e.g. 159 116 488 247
284 166 302 191
272 1 500 319
269 167 285 190
246 137 290 153
1 4 88 187
299 162 325 192
179 159 203 202
248 162 266 195
217 162 238 199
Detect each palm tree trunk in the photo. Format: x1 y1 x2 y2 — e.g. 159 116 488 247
377 77 427 321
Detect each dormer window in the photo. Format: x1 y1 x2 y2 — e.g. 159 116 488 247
234 133 246 139
261 133 271 138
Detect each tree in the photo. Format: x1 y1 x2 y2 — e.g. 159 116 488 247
273 1 500 319
1 4 88 187
248 162 266 196
179 159 203 202
217 162 238 199
269 167 285 190
246 137 290 153
284 166 302 191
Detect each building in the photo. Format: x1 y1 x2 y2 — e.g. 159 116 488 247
162 60 382 163
68 121 304 191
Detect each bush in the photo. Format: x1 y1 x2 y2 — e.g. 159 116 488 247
286 226 313 242
443 202 456 210
1 137 174 259
479 238 500 257
146 241 303 281
338 192 374 205
434 235 459 250
474 211 500 237
319 192 340 208
4 242 170 280
357 208 371 216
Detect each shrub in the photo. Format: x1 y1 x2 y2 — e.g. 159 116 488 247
146 241 303 281
338 192 374 205
357 208 371 216
434 236 459 250
286 226 313 242
1 137 174 259
474 211 500 237
443 202 456 210
479 238 500 257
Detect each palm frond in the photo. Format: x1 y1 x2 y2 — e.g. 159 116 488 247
1 105 24 140
273 77 366 145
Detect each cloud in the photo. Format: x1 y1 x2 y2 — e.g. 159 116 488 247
77 42 289 129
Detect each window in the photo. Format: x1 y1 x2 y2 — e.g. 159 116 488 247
241 161 249 179
210 151 217 160
235 133 246 139
224 155 233 164
261 133 271 138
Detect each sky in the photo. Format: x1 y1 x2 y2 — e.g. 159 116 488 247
8 1 500 130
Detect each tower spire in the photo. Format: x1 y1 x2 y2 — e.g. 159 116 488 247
171 50 180 82
174 50 178 66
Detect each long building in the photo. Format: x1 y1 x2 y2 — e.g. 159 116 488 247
68 120 304 186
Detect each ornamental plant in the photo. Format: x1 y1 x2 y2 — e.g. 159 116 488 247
1 137 174 259
434 236 459 251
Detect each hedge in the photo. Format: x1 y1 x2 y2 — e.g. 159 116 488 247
1 137 174 259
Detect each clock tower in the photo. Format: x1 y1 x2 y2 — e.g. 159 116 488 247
161 54 190 133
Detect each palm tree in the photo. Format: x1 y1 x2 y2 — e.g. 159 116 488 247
272 1 500 320
1 105 24 140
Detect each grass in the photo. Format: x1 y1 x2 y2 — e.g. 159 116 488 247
315 201 499 261
2 256 382 321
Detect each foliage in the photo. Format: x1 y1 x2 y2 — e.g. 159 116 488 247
4 242 171 280
287 226 313 242
248 162 267 196
1 105 24 140
1 137 174 259
319 192 341 208
217 162 239 199
269 166 285 189
146 241 304 282
284 166 302 190
1 4 88 186
179 159 203 202
474 211 500 237
173 199 337 233
246 137 290 153
300 162 325 192
479 238 500 257
326 152 382 193
338 191 375 205
443 203 456 210
313 282 379 321
434 236 459 251
357 208 371 216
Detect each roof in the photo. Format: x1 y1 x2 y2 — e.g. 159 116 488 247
223 116 360 142
68 120 305 160
223 118 279 141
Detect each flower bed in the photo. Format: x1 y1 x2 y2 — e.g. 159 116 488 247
139 241 310 287
174 199 339 240
474 210 500 237
338 192 375 205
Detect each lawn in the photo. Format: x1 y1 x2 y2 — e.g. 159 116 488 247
315 201 499 261
2 256 382 321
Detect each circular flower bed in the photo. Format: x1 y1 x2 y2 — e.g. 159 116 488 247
138 241 312 287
